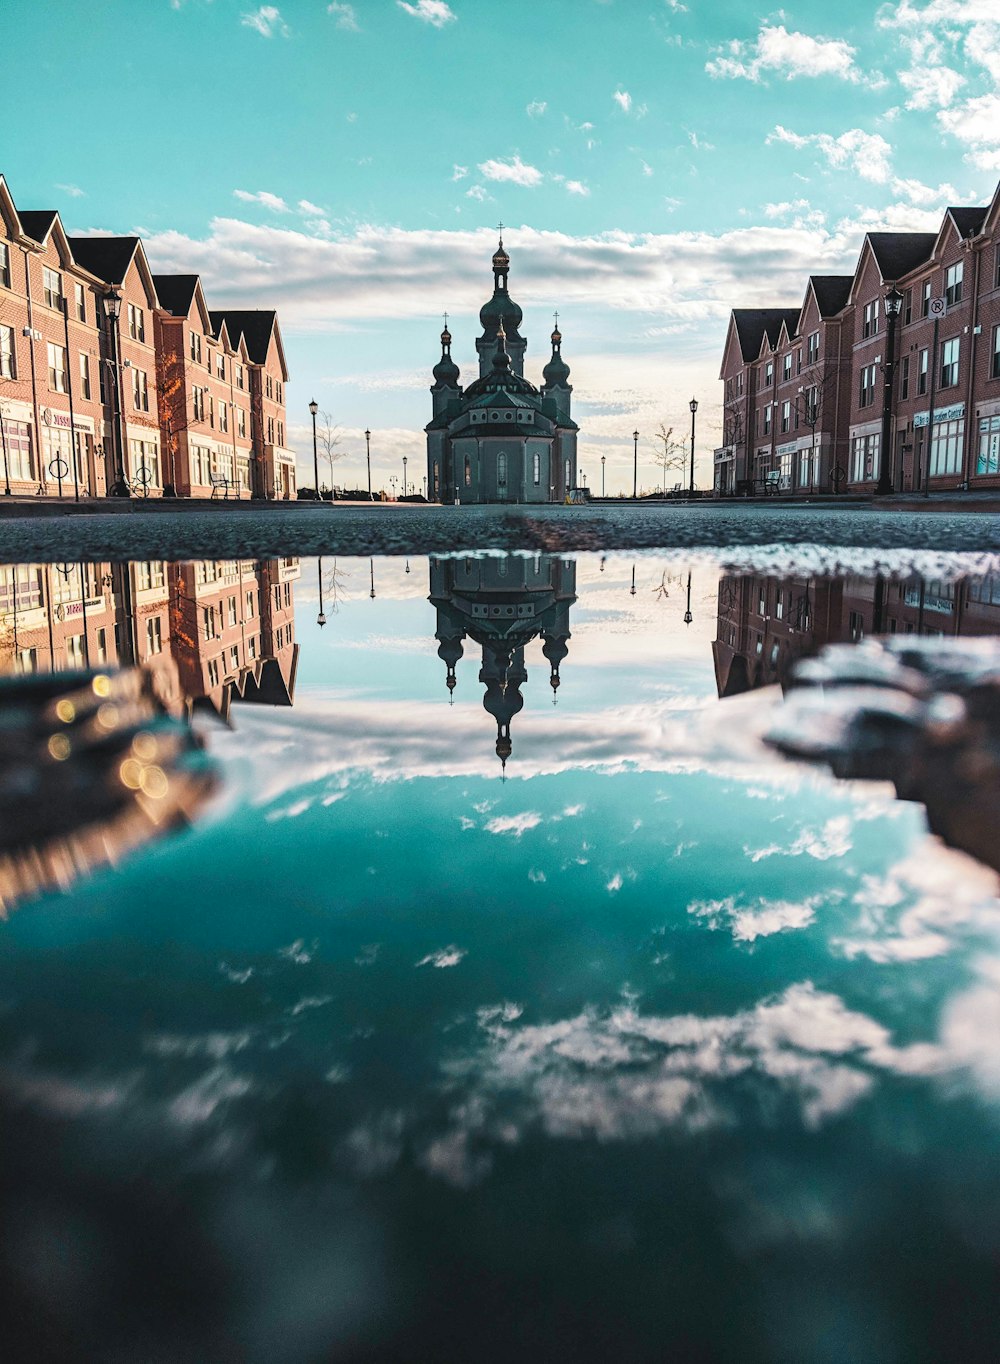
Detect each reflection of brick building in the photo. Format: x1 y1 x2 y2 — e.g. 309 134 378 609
0 557 300 719
713 571 1000 696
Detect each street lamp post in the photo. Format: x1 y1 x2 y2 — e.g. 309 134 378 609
390 474 398 499
0 406 11 496
309 399 319 498
601 454 606 498
876 285 903 497
317 555 327 627
683 569 693 625
365 428 372 501
402 455 408 498
102 289 130 497
632 430 639 499
689 397 698 497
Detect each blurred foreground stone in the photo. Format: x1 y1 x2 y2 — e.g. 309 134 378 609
767 637 1000 875
0 668 217 914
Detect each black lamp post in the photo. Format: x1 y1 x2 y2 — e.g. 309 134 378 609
309 399 319 498
102 289 130 497
683 569 693 625
876 285 903 496
403 454 408 498
316 555 327 627
689 397 698 497
632 430 639 499
601 453 606 497
0 406 11 496
365 428 372 501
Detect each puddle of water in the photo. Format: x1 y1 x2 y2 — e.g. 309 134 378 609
1 552 999 1362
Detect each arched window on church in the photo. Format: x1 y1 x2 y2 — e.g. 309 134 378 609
497 451 507 488
565 458 571 488
433 461 439 493
464 455 471 486
533 450 540 486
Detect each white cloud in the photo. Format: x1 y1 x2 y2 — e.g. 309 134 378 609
465 185 490 201
707 24 861 83
768 125 893 183
297 198 324 216
327 0 359 29
565 180 590 197
451 164 469 181
606 873 624 893
240 5 288 37
526 100 548 117
55 183 85 198
477 156 543 187
613 89 633 113
397 0 456 27
891 176 958 206
899 63 965 109
416 946 466 968
484 812 543 837
233 188 289 212
937 92 1000 169
691 895 821 943
641 161 654 177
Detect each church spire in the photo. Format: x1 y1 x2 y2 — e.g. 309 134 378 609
542 313 571 389
432 313 460 390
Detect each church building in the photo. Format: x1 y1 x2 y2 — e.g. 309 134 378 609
425 237 578 504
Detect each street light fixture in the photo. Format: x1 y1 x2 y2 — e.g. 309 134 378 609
402 454 408 498
309 399 319 499
316 555 327 627
876 285 904 497
632 430 639 499
683 569 693 626
102 288 130 497
365 428 372 501
601 453 606 498
689 397 698 498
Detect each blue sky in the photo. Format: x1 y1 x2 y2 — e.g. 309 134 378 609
4 0 1000 490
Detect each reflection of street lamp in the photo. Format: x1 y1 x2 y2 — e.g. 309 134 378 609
601 454 605 498
365 428 372 501
876 285 903 497
369 558 376 599
632 430 639 499
683 569 693 626
689 397 698 497
630 564 636 596
309 399 319 497
317 555 327 627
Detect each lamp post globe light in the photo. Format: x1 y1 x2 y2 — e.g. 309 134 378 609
601 453 606 498
102 288 130 497
365 428 372 501
309 399 319 499
403 454 408 498
632 430 639 499
876 285 904 497
689 397 698 498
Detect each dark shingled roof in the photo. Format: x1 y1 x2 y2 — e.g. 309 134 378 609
67 236 140 286
210 310 277 364
809 275 853 318
732 308 801 362
866 233 937 281
949 206 988 238
18 210 58 243
153 274 200 317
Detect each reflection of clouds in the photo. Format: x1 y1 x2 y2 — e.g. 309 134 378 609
690 895 822 943
416 946 466 968
484 812 542 837
420 983 951 1184
837 840 1000 963
746 815 853 864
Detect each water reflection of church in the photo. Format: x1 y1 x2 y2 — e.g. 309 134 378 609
429 555 576 767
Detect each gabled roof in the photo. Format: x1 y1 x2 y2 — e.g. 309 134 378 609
211 310 279 366
731 309 801 364
152 274 199 317
67 234 139 284
948 206 988 238
18 210 58 243
808 275 853 319
465 389 537 410
865 233 937 282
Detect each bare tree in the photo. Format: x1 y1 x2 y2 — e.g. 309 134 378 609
321 558 351 614
794 368 842 493
318 411 345 493
654 422 687 495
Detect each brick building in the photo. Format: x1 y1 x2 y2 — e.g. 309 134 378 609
0 175 291 501
718 177 1000 495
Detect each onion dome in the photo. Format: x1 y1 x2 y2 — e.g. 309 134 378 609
492 319 512 372
432 323 460 388
542 320 571 388
493 237 510 272
479 290 523 335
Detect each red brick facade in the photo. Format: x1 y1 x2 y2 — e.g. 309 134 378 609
718 180 1000 495
0 176 290 500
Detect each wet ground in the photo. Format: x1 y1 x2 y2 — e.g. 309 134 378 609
2 548 1000 1362
2 502 1000 564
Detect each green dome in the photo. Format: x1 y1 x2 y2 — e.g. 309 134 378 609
479 290 523 335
